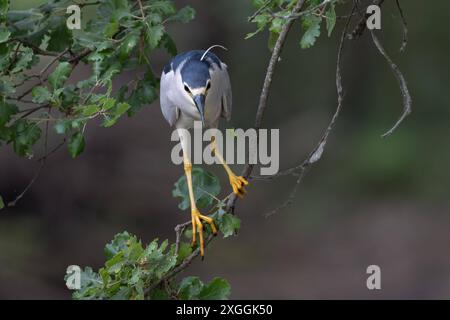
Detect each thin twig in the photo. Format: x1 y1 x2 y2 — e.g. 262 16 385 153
283 0 331 20
7 107 51 208
8 38 62 57
265 168 307 217
261 1 357 216
18 105 49 119
227 0 307 214
371 30 412 137
248 0 271 22
40 49 69 78
174 221 190 254
37 138 67 162
395 0 408 53
137 0 145 18
7 162 45 208
12 75 40 88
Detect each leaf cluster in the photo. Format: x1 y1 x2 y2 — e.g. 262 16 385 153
70 231 231 300
0 0 195 158
247 0 339 50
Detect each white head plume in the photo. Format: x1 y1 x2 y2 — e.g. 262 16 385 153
200 45 228 61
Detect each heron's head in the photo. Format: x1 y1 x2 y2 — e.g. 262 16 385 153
180 60 212 125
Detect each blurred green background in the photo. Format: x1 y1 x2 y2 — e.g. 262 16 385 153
1 0 450 299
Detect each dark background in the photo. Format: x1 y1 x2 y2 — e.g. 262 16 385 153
1 0 449 299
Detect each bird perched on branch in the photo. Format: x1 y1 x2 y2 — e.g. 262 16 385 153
160 47 248 257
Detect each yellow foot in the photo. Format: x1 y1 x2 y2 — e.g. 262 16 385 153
191 208 218 257
229 174 249 198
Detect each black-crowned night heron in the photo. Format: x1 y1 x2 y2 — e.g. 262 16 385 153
160 47 248 257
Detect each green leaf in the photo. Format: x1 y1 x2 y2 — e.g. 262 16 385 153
325 4 336 37
269 17 284 34
68 131 85 158
102 102 130 127
71 267 103 299
176 242 193 264
0 77 15 96
104 231 135 260
105 251 125 274
251 0 266 8
12 120 41 157
114 102 130 117
101 97 116 111
11 47 34 73
0 102 18 126
100 0 130 22
0 195 4 210
199 277 231 300
300 15 321 49
0 42 10 69
219 213 241 238
141 239 176 279
210 202 241 238
161 33 177 56
118 32 139 60
254 13 269 29
178 276 204 300
149 288 169 300
172 167 220 210
80 105 100 117
127 76 157 115
267 17 284 51
0 27 10 43
48 62 72 89
0 0 8 18
148 1 176 15
47 24 72 52
246 12 270 40
54 120 70 134
144 25 165 51
103 21 119 38
59 85 79 109
31 86 52 104
168 6 195 23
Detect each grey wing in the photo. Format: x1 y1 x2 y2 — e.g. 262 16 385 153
160 69 179 126
219 62 232 121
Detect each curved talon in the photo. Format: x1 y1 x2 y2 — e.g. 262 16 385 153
190 209 217 257
229 175 248 197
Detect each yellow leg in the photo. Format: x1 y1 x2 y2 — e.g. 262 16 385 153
211 138 249 198
183 161 217 258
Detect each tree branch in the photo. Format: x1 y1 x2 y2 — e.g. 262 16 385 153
226 0 308 214
261 1 357 216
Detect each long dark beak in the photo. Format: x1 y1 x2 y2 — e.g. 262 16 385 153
193 94 206 126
